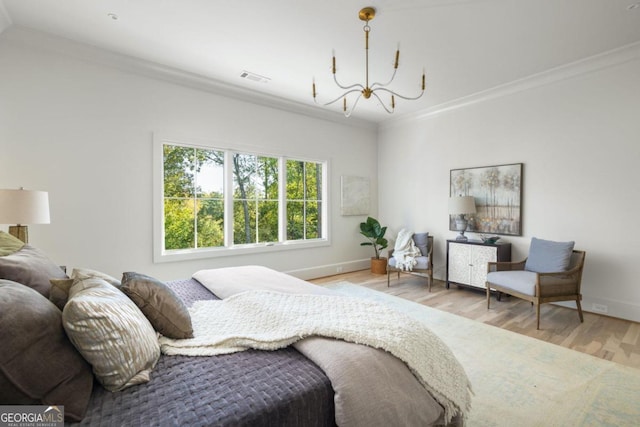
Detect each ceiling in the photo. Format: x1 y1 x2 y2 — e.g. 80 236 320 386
1 0 640 123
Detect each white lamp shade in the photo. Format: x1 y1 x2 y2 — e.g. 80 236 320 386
449 195 476 215
0 189 50 224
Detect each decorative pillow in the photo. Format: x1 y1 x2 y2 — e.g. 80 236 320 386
412 232 429 256
0 244 68 297
63 277 160 392
71 267 121 287
524 237 575 273
0 230 25 256
49 278 74 310
121 272 194 339
0 280 93 421
49 269 120 310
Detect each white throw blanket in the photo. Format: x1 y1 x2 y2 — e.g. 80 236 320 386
393 229 422 271
160 290 472 423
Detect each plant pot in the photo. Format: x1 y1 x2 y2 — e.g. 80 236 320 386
371 257 387 275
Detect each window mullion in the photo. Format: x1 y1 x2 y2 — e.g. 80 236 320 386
278 158 286 242
224 151 234 247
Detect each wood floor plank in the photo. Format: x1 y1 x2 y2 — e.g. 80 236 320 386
309 270 640 370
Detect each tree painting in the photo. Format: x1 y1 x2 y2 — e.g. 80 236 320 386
450 163 522 236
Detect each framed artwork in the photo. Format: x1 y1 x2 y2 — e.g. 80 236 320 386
450 163 523 236
340 176 370 216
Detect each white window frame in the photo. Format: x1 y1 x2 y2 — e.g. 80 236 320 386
153 133 330 263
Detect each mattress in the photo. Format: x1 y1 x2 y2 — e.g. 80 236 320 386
69 278 336 427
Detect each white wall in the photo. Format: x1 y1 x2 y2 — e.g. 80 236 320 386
0 29 378 281
378 46 640 322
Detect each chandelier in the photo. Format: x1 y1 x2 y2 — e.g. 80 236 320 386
312 7 425 117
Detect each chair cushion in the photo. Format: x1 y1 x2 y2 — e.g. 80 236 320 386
413 232 429 256
389 256 430 270
486 270 538 296
525 237 575 273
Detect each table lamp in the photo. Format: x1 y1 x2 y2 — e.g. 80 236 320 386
0 188 50 243
449 195 476 241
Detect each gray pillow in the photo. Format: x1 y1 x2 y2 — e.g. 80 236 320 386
0 245 68 297
0 280 93 421
121 272 194 339
413 232 429 256
63 277 160 392
524 237 575 273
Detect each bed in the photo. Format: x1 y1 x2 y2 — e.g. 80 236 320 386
0 232 468 426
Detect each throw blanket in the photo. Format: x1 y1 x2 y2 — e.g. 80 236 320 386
160 290 472 423
193 266 456 427
393 229 422 271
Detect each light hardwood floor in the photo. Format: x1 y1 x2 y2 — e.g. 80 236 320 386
309 270 640 370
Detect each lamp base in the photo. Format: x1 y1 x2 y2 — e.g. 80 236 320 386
454 217 468 241
8 225 28 244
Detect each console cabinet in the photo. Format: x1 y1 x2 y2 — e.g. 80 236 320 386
446 240 511 290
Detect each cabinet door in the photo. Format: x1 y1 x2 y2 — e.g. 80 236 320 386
469 245 497 288
448 242 470 285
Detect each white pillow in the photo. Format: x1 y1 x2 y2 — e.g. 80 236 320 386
62 277 160 391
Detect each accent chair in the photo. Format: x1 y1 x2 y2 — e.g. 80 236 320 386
486 237 586 330
387 233 434 291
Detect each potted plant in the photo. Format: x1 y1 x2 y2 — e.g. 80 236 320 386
359 216 388 274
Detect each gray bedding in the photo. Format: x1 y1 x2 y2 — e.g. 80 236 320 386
69 278 336 427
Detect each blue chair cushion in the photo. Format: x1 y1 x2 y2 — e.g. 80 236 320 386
389 256 430 270
486 270 538 295
412 232 429 256
524 237 575 273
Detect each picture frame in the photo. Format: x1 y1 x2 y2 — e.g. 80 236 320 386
340 176 370 216
449 163 523 236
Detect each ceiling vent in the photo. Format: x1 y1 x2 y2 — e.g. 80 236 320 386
239 70 271 83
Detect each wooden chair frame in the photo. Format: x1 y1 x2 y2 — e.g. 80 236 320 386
486 250 586 329
387 235 434 291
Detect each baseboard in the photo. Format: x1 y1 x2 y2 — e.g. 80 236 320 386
285 259 370 280
555 297 640 324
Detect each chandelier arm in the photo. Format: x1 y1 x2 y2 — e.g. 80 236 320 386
343 93 364 118
370 68 399 90
373 87 425 101
371 92 395 114
322 89 363 107
332 73 365 91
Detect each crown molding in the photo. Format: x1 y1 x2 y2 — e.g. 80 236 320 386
1 26 376 130
381 40 640 130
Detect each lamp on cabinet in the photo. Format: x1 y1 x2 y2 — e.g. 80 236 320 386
449 195 476 241
0 188 50 243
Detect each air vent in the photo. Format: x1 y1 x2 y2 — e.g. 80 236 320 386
239 70 271 83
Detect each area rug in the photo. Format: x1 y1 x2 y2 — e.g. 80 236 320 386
326 282 640 427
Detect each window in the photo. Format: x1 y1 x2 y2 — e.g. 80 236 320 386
232 154 279 244
155 137 329 262
286 160 323 241
163 144 224 250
